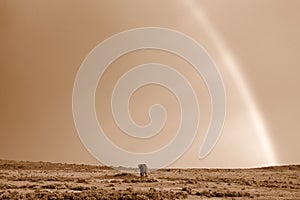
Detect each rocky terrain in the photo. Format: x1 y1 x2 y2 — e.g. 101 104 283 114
0 160 299 199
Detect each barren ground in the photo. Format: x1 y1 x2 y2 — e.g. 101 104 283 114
0 160 299 199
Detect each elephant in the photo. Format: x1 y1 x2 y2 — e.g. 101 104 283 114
138 164 148 177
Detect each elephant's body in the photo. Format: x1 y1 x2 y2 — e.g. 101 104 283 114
138 164 148 177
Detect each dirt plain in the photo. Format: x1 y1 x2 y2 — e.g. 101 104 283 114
0 160 299 199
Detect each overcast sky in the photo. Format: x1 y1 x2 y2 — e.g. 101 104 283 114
1 0 299 168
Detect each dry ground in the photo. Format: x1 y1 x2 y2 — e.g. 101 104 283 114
0 160 299 199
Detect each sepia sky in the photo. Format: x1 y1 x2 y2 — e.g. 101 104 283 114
0 0 299 168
